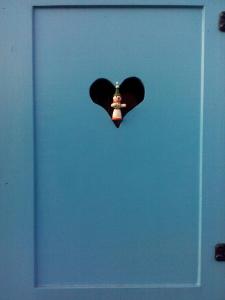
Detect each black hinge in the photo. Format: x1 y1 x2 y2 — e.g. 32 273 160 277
215 243 225 261
219 11 225 32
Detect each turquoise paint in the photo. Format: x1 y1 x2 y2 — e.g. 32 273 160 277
1 1 225 299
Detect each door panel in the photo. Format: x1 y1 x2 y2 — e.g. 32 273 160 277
34 6 201 287
1 1 225 299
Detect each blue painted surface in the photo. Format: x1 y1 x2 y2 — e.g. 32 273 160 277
1 1 225 299
34 6 201 286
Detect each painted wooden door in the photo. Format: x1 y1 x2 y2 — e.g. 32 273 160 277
1 0 225 299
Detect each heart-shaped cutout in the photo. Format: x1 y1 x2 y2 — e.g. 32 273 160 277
89 77 145 127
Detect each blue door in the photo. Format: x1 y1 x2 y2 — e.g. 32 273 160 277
1 0 225 299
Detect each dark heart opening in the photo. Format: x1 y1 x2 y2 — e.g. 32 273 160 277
89 77 145 127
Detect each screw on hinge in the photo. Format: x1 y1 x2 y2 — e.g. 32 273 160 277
219 11 225 32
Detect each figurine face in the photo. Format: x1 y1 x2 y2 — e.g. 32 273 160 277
113 95 121 103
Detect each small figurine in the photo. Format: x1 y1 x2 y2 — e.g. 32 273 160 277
111 82 126 121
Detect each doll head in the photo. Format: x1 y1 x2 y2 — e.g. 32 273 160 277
113 95 122 103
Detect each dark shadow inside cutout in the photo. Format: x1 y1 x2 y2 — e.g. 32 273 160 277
89 77 145 127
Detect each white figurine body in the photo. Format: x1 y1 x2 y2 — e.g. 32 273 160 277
111 82 126 121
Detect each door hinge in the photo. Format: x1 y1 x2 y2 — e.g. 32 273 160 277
215 243 225 261
219 11 225 32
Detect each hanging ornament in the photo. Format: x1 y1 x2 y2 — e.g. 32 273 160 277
111 82 126 123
